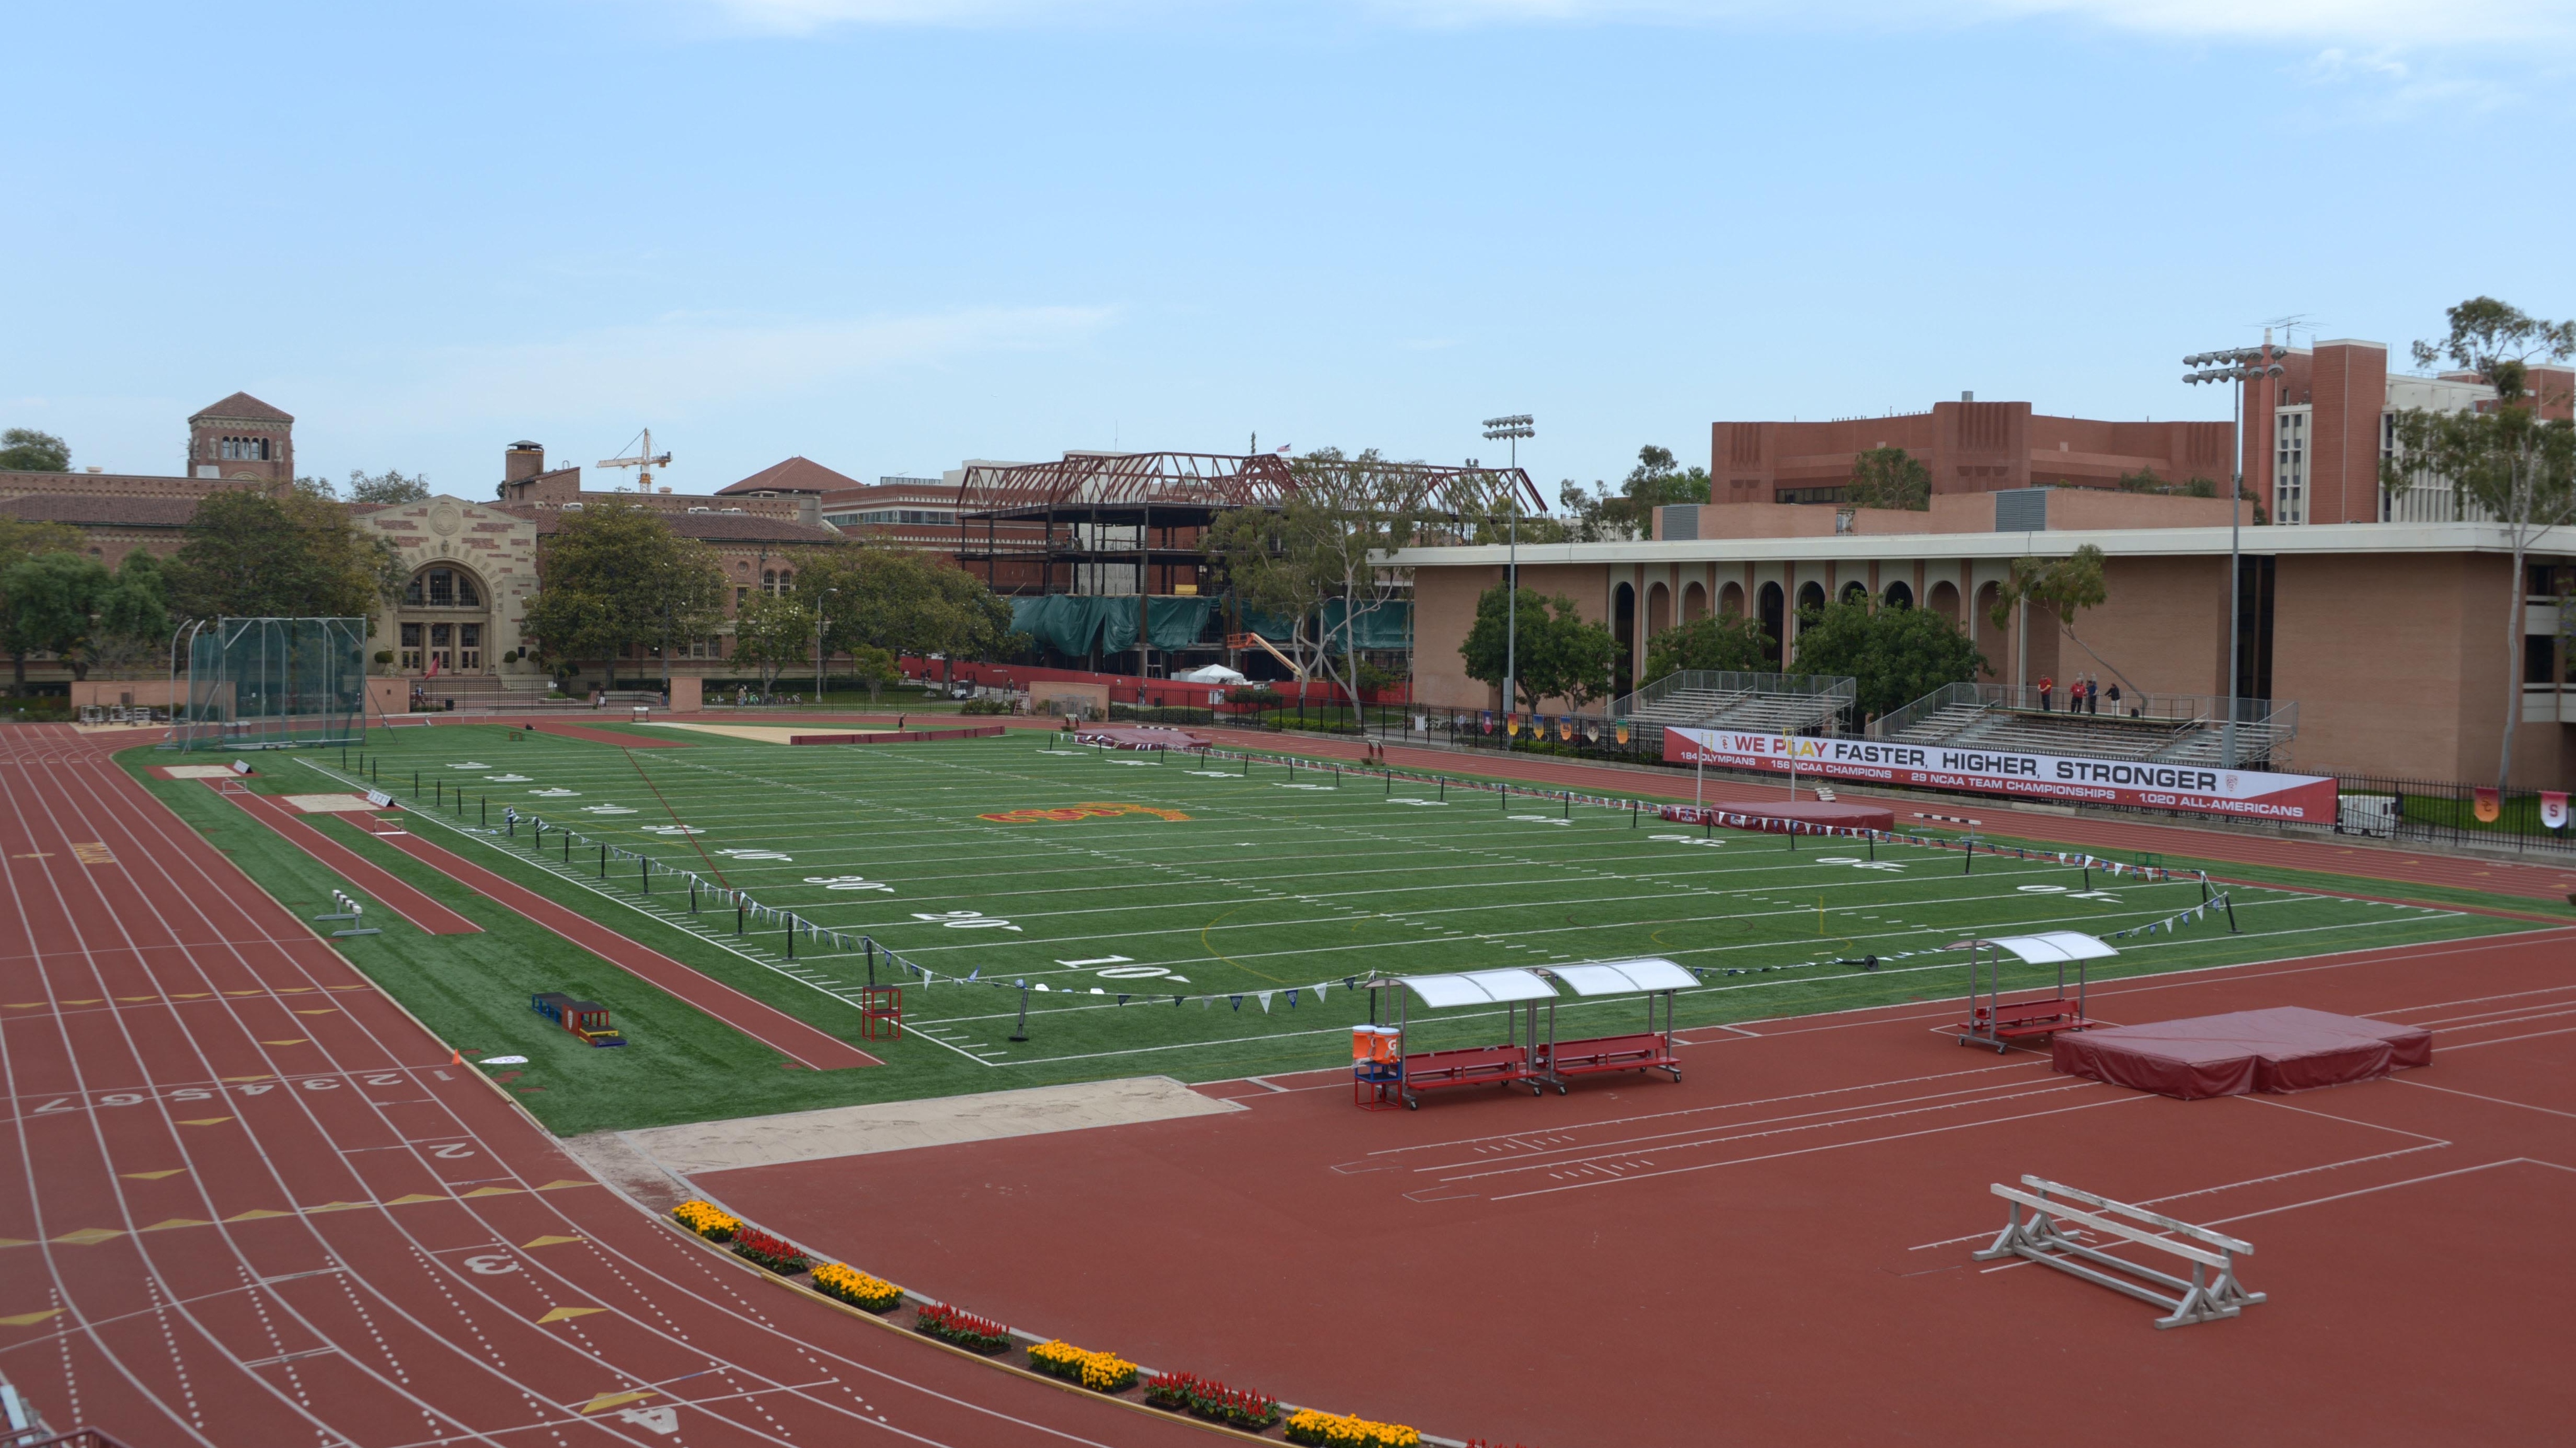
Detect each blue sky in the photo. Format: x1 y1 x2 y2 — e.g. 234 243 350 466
6 0 2570 502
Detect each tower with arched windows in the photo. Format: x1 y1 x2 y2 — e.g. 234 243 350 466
187 393 296 486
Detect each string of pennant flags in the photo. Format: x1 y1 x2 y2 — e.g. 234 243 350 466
428 749 2226 1022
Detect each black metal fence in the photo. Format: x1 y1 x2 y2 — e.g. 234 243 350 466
1102 701 2576 858
2327 775 2576 856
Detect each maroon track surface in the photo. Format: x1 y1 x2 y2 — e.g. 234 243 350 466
364 826 879 1072
0 725 1208 1447
707 929 2576 1447
213 786 482 936
1193 727 2576 905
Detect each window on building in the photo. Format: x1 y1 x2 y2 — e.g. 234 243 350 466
219 436 272 461
406 566 482 607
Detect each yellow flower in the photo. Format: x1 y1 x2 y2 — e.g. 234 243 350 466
810 1263 903 1309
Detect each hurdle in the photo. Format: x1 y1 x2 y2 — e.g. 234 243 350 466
313 891 379 938
1975 1175 2262 1329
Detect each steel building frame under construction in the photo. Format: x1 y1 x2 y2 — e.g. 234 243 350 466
951 451 1543 596
950 451 1544 675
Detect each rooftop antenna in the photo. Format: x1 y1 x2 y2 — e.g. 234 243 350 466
2259 314 2314 352
598 429 672 491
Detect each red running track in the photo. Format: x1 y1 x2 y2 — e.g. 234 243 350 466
211 786 482 936
0 726 1206 1447
362 824 880 1073
706 927 2576 1447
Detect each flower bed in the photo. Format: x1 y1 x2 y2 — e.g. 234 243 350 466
914 1302 1013 1355
1143 1371 1282 1431
810 1263 904 1313
671 1200 739 1242
1027 1339 1139 1394
727 1227 812 1275
1285 1408 1422 1448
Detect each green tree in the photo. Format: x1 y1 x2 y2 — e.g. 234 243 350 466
85 551 172 677
2384 296 2576 790
346 469 432 504
1844 446 1931 511
2116 467 2220 500
0 517 86 689
1642 612 1774 683
1 552 112 681
1989 544 2108 634
1459 585 1618 713
1556 445 1712 541
166 488 401 622
518 500 727 688
790 543 1012 687
1204 447 1431 716
728 590 813 699
0 429 71 472
1790 596 1986 720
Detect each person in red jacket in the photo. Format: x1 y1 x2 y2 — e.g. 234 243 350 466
2038 675 2054 712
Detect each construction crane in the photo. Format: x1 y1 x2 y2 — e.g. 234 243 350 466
597 429 672 491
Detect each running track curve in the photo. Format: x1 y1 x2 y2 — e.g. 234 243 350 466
0 726 1208 1448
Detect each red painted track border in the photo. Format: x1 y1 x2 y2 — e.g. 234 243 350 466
209 784 482 935
368 824 880 1071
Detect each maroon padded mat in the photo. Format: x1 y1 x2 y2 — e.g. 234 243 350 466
2052 1006 2430 1099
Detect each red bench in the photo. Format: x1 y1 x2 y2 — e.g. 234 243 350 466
1956 996 2087 1051
1534 1032 1681 1089
1394 1044 1538 1108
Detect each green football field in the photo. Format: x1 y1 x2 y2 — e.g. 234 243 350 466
149 719 2545 1137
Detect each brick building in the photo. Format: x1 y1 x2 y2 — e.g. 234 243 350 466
2 404 848 697
1709 397 2235 506
1389 490 2575 787
2236 339 2575 526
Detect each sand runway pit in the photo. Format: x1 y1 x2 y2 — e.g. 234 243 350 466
639 721 895 745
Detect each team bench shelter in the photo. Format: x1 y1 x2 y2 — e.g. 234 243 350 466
1353 958 1694 1110
1955 931 2117 1052
531 991 627 1047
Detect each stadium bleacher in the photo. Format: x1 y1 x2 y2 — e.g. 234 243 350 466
1612 670 1856 735
1873 682 2297 768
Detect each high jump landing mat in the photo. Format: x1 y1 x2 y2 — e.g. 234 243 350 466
2050 1006 2432 1099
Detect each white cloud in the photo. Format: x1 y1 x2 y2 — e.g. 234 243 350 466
321 304 1117 427
687 0 2576 49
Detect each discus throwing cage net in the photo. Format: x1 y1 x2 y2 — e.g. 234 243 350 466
170 617 369 751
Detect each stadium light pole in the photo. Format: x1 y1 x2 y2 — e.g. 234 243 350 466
2183 340 2287 769
814 587 838 707
1482 414 1534 732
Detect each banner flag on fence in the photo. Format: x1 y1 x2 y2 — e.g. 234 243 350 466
2473 787 2502 824
2543 791 2570 830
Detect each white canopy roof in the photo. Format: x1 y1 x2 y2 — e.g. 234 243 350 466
1172 664 1250 684
1394 968 1559 1009
1982 931 2119 964
1549 958 1699 996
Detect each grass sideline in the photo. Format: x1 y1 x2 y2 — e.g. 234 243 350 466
129 728 2558 1137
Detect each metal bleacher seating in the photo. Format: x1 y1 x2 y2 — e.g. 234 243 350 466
1611 670 1857 735
1873 682 2298 769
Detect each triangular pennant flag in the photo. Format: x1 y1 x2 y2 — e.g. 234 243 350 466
1314 982 1329 1003
1117 994 1129 1006
1285 988 1299 1008
966 968 979 982
1175 996 1185 1007
1229 995 1243 1011
1258 992 1272 1013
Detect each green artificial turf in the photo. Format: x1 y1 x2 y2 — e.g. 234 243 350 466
129 726 2563 1137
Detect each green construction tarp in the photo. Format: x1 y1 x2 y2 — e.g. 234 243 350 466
1241 599 1412 652
1009 595 1219 657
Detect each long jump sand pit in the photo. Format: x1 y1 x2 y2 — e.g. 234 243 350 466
618 1076 1242 1175
638 722 897 745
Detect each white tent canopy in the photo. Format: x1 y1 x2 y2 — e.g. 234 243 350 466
1389 968 1559 1009
1171 664 1250 684
1548 958 1698 996
1981 931 2119 965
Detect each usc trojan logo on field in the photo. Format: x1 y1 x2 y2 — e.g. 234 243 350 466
978 802 1192 824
